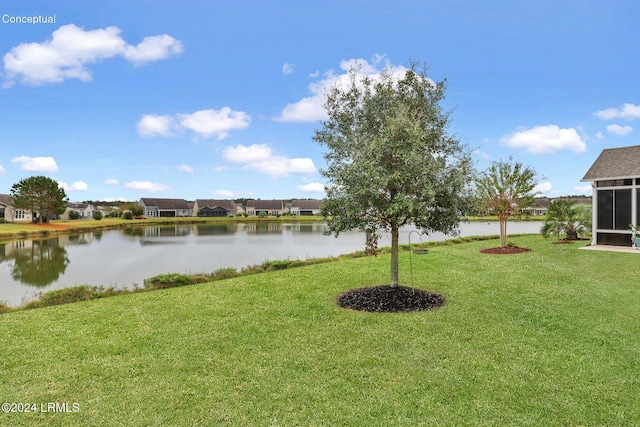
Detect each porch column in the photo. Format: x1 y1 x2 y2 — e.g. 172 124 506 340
591 182 597 246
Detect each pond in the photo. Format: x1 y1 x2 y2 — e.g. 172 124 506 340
0 221 542 307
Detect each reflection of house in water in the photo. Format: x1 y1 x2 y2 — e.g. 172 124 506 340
138 225 192 245
58 233 95 246
246 222 283 234
195 223 238 236
283 223 326 233
0 239 33 263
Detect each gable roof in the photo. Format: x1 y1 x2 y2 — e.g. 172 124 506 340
292 199 322 210
196 199 237 211
246 200 283 210
582 145 640 181
140 198 190 210
0 194 13 207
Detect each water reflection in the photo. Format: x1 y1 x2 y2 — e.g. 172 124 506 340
247 222 282 234
8 238 69 287
195 223 238 236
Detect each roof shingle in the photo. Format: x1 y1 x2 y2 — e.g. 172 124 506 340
582 145 640 181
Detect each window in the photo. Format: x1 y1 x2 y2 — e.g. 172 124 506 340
15 210 26 219
597 189 631 230
597 179 632 187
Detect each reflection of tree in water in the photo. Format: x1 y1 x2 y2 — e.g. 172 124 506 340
11 238 70 286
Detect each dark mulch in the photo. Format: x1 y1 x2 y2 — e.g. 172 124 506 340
336 285 445 313
480 246 531 254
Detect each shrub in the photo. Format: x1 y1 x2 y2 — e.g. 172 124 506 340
212 267 239 280
0 218 5 224
258 211 268 218
93 211 103 220
265 260 291 270
143 273 193 289
68 210 81 220
123 210 134 220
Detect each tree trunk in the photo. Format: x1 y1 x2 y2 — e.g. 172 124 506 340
390 226 399 287
500 216 507 247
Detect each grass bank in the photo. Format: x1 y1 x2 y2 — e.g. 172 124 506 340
1 235 638 425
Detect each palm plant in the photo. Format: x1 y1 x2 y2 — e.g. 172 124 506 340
541 200 590 240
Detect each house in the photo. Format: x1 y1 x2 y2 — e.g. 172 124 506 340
0 194 33 223
522 197 551 216
581 144 640 246
61 202 96 220
245 200 284 216
291 199 322 216
139 198 191 217
193 199 238 217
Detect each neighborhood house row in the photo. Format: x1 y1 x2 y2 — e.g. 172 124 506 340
0 198 324 223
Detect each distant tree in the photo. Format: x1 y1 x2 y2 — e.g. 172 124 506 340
476 159 538 248
541 199 590 240
92 210 103 221
314 63 475 287
10 176 68 223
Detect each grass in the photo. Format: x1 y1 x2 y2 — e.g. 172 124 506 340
1 235 639 425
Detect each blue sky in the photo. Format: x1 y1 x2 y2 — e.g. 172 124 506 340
1 1 638 202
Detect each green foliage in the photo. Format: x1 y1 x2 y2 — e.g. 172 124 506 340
314 62 475 286
258 211 268 218
541 200 590 240
143 273 194 289
21 285 128 309
68 210 81 220
92 210 103 220
476 158 538 247
122 210 134 220
10 175 68 224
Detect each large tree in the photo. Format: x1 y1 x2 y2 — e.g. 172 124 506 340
314 63 475 287
476 159 538 248
10 176 68 223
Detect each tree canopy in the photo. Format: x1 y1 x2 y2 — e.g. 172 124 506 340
476 159 538 248
10 176 68 223
314 63 475 287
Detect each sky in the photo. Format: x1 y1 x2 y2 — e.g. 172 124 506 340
0 1 638 202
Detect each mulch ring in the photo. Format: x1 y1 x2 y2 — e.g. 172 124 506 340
336 285 445 313
480 246 531 254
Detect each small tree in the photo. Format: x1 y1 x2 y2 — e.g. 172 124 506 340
10 176 68 223
541 199 590 240
315 63 475 287
476 159 538 248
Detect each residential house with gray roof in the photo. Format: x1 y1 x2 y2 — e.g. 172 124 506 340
581 144 640 246
193 199 238 217
139 198 191 217
0 194 33 222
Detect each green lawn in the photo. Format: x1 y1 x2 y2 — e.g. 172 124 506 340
1 235 638 426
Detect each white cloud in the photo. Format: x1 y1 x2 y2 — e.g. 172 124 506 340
122 34 184 66
138 108 251 140
595 131 605 140
574 185 592 195
594 103 640 121
275 55 415 123
533 181 552 195
606 124 633 137
102 197 127 202
223 143 273 164
58 181 88 191
0 165 5 174
136 115 176 138
297 182 325 193
179 164 194 173
223 143 316 178
212 189 235 197
11 155 58 172
472 149 492 160
3 24 182 87
282 62 295 75
500 125 586 154
124 180 169 192
105 179 119 185
177 108 251 140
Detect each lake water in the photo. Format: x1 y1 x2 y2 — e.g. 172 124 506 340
0 221 542 307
